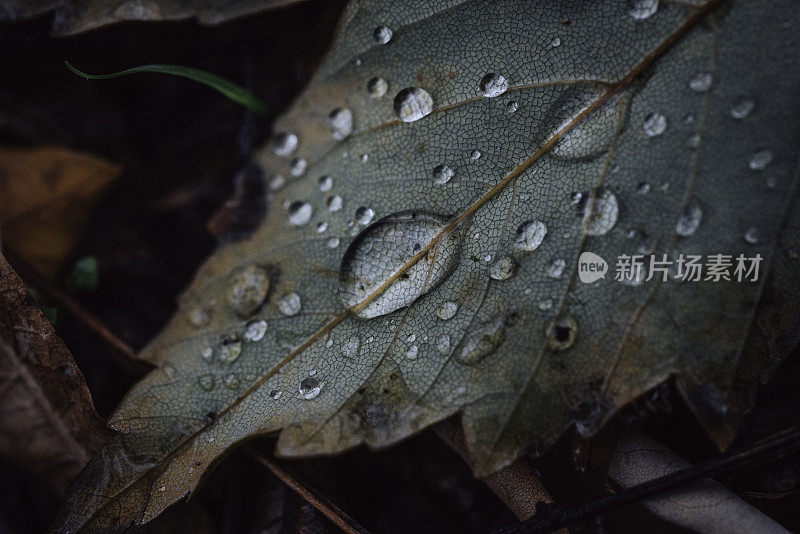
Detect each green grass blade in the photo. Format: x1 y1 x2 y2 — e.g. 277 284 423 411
65 61 268 115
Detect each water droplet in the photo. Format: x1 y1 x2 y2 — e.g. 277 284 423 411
433 164 454 184
550 37 561 47
488 255 517 280
688 72 712 92
327 237 340 248
163 365 176 379
749 149 773 171
360 153 369 162
270 174 286 191
228 264 269 316
582 188 619 236
766 175 778 189
687 134 700 149
538 299 553 311
319 176 333 192
628 0 658 20
244 319 267 342
367 77 388 98
436 335 451 354
299 376 321 399
272 132 298 157
676 197 703 237
224 374 239 389
731 97 754 119
373 25 392 44
201 347 213 361
288 201 313 226
317 221 328 233
342 337 360 358
470 150 481 161
279 292 301 316
547 258 566 278
290 158 307 176
454 312 513 365
636 182 651 195
188 305 210 327
480 73 509 98
327 195 343 212
159 485 166 492
394 87 434 122
270 389 282 400
339 211 462 319
550 86 625 160
570 192 583 204
643 112 667 136
328 108 353 140
437 301 458 320
219 337 242 363
198 374 215 391
744 226 760 244
405 344 419 359
546 316 577 350
356 206 375 225
515 220 547 252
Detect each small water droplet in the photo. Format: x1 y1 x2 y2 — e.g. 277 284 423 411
583 188 619 236
244 319 267 342
299 376 321 399
436 334 451 353
367 77 388 98
279 292 301 316
327 195 343 212
317 221 328 233
270 389 282 400
328 108 353 140
288 201 313 226
319 176 333 192
201 347 213 361
550 37 561 47
163 365 176 379
470 149 481 161
270 174 286 191
198 374 215 391
546 316 577 350
290 158 307 176
547 258 566 278
356 206 375 225
219 337 242 363
636 182 651 195
744 226 760 244
405 344 419 359
342 337 360 358
224 374 239 389
327 237 340 248
339 211 463 319
188 305 210 327
676 197 703 237
454 312 513 365
406 333 416 343
488 255 517 281
766 175 778 189
433 164 454 184
643 112 667 136
730 97 754 119
373 25 392 44
480 73 509 97
228 264 269 316
515 220 547 252
688 72 713 92
360 153 369 163
687 134 700 149
538 299 553 311
272 132 298 157
628 0 658 20
506 100 519 113
749 149 773 171
394 87 433 122
437 301 459 320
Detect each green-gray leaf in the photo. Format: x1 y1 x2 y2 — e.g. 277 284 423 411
56 0 800 531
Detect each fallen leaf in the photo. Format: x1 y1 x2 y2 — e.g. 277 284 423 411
56 0 800 530
0 253 112 493
0 0 310 36
0 146 121 278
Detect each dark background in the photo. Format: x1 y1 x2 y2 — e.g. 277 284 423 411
0 2 798 532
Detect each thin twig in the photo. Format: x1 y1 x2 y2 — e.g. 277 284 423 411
245 445 371 534
496 426 800 533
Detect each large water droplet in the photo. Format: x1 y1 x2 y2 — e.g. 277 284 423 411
628 0 658 20
515 221 547 252
437 301 458 320
394 87 434 122
272 132 298 157
373 25 392 44
749 149 773 170
228 264 269 316
550 86 625 160
676 197 703 237
480 73 509 98
433 164 454 184
367 77 388 98
582 188 619 236
279 292 301 316
730 97 754 119
339 211 462 319
299 376 321 399
288 201 313 226
328 108 353 140
454 312 513 365
244 319 267 341
643 112 667 136
688 72 712 92
488 255 517 281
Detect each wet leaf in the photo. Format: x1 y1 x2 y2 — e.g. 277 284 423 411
0 254 112 493
0 0 309 36
0 146 121 278
57 0 800 530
